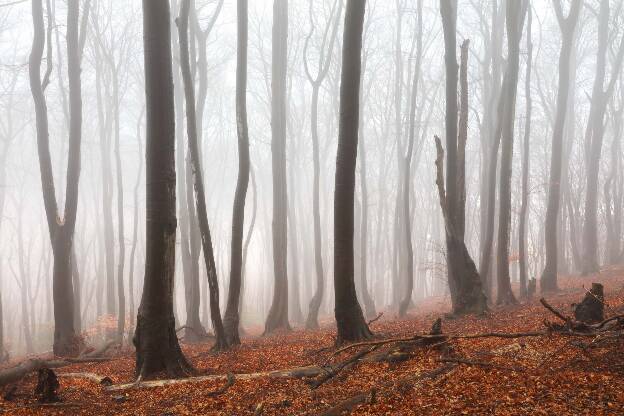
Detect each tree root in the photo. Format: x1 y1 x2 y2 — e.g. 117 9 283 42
57 372 113 386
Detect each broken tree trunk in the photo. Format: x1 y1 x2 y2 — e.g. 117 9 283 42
574 283 604 324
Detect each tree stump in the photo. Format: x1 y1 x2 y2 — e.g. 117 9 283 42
35 368 60 403
574 283 604 324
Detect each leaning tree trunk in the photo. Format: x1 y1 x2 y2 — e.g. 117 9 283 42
303 0 342 330
495 0 527 305
134 0 193 378
29 0 84 356
518 7 532 299
224 0 251 345
177 0 228 351
334 0 372 344
540 0 581 292
438 0 487 315
265 0 291 335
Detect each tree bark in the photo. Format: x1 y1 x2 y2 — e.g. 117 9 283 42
134 0 193 378
334 0 372 344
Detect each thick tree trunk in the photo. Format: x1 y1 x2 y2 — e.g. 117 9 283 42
265 0 291 334
518 8 532 299
224 0 250 345
541 0 581 292
334 0 372 344
134 0 193 378
495 0 527 305
177 0 228 351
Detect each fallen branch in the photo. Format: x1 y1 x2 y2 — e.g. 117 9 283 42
311 346 378 389
58 372 113 386
106 365 329 391
436 357 524 372
367 312 383 326
540 298 569 322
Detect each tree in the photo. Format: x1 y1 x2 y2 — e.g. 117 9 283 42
540 0 581 292
581 0 624 275
437 0 487 316
303 0 343 329
134 0 193 378
28 0 86 356
334 0 372 344
495 0 527 305
398 0 423 318
177 0 228 351
518 6 532 299
265 0 290 334
224 0 250 345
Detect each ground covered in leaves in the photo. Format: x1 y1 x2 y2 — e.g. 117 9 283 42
3 268 624 415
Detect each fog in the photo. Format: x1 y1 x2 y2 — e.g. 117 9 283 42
0 0 622 359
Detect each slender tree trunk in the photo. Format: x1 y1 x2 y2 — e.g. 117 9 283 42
134 0 193 378
495 0 527 305
177 0 228 351
265 0 290 334
334 0 372 344
128 109 144 328
541 0 582 291
518 7 532 299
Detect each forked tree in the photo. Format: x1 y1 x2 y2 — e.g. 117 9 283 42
133 0 193 378
334 0 372 344
177 0 229 351
436 0 487 316
28 0 86 356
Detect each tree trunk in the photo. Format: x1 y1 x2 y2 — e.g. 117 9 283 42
334 0 372 344
265 0 290 334
134 0 193 378
177 0 228 351
29 0 84 356
438 1 487 315
495 0 527 305
128 109 144 328
303 0 342 330
223 0 251 345
518 7 532 299
541 0 581 291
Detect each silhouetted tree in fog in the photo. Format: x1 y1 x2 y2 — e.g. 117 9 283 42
134 0 192 378
334 0 372 344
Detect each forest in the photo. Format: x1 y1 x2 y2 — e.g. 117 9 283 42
0 0 624 414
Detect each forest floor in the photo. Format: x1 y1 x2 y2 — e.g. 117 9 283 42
3 268 624 415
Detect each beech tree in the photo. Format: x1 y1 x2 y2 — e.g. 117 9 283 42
28 0 86 356
134 0 192 378
334 0 372 344
265 0 290 334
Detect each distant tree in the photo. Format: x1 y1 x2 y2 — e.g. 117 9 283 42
518 6 533 299
436 0 487 316
265 0 290 334
28 0 86 356
224 0 250 345
334 0 372 344
541 0 581 292
581 0 624 275
134 0 193 378
177 0 228 351
303 0 343 329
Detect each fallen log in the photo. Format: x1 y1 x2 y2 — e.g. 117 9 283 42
57 372 113 386
106 365 330 391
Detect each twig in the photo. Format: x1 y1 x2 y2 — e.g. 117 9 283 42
367 312 383 326
540 298 569 322
207 373 235 397
436 357 524 372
